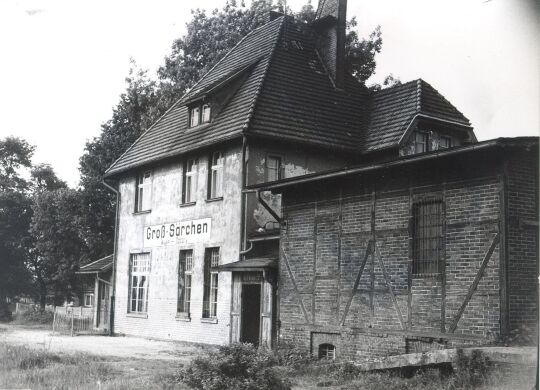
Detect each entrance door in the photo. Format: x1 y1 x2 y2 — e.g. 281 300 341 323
97 281 109 329
240 284 261 346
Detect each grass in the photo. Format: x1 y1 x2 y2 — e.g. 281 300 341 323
0 341 189 390
0 339 535 390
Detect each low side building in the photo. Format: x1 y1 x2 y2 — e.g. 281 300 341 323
250 137 538 359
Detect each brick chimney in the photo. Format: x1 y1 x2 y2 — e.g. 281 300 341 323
313 0 347 89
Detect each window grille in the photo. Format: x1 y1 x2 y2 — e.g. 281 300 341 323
318 344 336 360
178 250 193 314
129 253 150 313
203 248 219 318
412 199 444 274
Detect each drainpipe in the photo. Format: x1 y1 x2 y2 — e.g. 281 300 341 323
240 136 248 258
101 179 120 336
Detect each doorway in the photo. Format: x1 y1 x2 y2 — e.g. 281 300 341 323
240 284 261 345
97 281 109 329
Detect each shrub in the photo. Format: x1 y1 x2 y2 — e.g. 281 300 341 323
177 343 291 390
274 342 314 368
14 309 54 324
0 302 12 322
449 349 491 389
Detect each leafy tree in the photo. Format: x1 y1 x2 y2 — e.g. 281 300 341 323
31 164 67 192
30 188 86 306
0 137 34 316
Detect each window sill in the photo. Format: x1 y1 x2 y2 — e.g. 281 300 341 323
126 312 148 319
205 197 223 203
133 210 151 215
180 202 196 208
411 273 442 279
176 313 191 322
200 317 218 324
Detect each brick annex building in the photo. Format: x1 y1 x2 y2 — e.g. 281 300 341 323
103 0 539 358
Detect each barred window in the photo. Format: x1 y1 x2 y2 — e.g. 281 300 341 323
177 250 193 315
129 253 151 313
202 248 219 318
412 199 444 274
318 344 336 360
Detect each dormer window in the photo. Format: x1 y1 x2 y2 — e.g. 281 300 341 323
439 135 452 149
414 132 428 154
189 103 211 128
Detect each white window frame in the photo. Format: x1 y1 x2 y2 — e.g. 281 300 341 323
178 250 193 315
202 248 219 318
129 253 151 313
202 104 211 124
439 135 452 149
184 159 198 204
190 106 200 127
209 151 224 199
136 170 152 212
83 293 94 307
266 155 283 182
414 132 428 154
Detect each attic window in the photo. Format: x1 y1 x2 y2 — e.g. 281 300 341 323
189 103 211 128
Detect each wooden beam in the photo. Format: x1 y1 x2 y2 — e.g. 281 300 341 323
280 247 310 323
340 240 372 326
375 243 406 330
448 232 500 333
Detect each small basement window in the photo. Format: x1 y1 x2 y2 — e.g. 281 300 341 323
318 343 336 360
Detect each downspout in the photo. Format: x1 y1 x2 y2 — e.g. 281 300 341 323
239 136 248 258
101 179 120 336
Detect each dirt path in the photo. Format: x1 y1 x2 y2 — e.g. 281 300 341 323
0 324 212 363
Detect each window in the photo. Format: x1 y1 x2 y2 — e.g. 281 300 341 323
202 104 211 123
177 250 193 315
135 170 152 212
414 132 428 154
189 103 211 127
202 248 220 318
266 155 282 182
439 136 452 149
208 151 224 199
412 199 444 274
129 253 150 313
189 106 200 127
84 293 94 307
318 344 336 360
182 159 198 204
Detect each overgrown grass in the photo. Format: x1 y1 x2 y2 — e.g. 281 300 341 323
0 342 187 390
12 309 54 325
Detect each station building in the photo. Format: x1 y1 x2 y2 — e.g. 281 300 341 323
103 0 538 356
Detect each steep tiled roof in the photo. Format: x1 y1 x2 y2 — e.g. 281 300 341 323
105 17 284 177
105 16 471 177
363 79 470 152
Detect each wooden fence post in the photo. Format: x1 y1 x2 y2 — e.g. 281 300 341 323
52 307 56 334
70 309 74 337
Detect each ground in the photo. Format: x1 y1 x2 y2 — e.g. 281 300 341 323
0 323 536 390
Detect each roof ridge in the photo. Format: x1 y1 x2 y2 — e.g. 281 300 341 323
416 78 422 112
241 16 287 132
105 17 284 176
80 254 113 269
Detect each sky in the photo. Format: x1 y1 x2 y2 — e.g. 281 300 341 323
0 0 538 187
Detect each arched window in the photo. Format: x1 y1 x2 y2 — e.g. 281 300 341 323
318 343 336 360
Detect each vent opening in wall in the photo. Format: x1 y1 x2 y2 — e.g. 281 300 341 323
318 343 336 360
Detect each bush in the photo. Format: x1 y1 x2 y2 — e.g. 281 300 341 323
0 302 12 322
449 349 491 389
14 309 54 324
274 342 314 368
177 343 291 390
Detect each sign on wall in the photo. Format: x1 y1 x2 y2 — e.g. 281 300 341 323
144 218 211 247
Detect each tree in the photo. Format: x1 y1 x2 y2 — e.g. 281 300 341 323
78 0 385 260
30 188 86 306
0 137 34 317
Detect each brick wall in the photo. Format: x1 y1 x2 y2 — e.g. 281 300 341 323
278 154 513 359
506 148 538 335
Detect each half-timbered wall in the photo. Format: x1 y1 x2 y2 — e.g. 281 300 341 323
277 149 536 359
